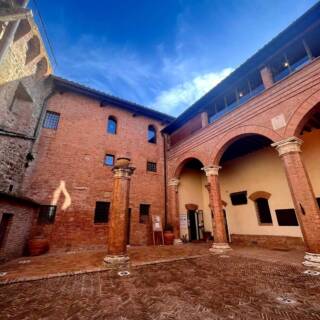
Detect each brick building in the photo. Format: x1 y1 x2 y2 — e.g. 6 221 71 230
1 2 320 268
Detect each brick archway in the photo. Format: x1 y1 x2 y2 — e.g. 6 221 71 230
172 155 206 178
211 125 282 165
285 90 320 137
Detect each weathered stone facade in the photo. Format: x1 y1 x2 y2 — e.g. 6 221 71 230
0 1 51 196
0 1 51 262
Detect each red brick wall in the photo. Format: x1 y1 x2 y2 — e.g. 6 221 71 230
0 198 37 262
231 234 304 250
170 113 202 146
23 92 166 251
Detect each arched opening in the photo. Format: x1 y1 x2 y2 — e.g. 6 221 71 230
147 125 156 144
176 158 212 242
25 35 40 64
217 133 303 249
296 102 320 209
107 116 117 134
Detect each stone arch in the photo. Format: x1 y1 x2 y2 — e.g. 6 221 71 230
285 90 320 137
211 125 281 165
248 191 271 201
172 155 206 179
25 35 40 64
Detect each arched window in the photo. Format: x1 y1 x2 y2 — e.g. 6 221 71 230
107 116 117 134
147 125 156 143
255 197 273 224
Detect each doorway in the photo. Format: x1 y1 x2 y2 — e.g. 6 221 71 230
126 208 131 245
188 210 204 241
0 213 13 249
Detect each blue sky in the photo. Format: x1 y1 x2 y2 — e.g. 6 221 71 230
30 0 317 116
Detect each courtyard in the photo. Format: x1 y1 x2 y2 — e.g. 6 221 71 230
0 244 319 319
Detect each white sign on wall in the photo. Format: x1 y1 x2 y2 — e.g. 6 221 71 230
179 213 188 239
271 114 286 130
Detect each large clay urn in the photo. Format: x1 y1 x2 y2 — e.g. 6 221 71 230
115 157 130 168
28 235 49 256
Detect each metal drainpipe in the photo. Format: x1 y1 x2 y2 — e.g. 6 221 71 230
162 131 168 226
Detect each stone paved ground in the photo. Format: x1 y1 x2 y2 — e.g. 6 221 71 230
0 254 319 320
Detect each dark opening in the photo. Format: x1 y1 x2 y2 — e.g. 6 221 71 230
275 209 299 226
37 205 56 224
316 197 320 209
139 204 150 223
188 210 197 241
0 213 13 249
230 191 247 205
147 161 157 172
127 208 131 245
94 202 110 223
255 198 273 224
220 135 272 164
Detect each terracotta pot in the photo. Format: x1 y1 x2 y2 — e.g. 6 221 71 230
115 157 130 168
28 237 49 256
163 231 175 245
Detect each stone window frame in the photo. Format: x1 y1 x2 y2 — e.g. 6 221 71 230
249 191 273 226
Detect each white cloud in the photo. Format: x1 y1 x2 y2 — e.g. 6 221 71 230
151 67 233 115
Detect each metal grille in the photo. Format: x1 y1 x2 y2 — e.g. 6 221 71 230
43 111 60 130
147 161 157 172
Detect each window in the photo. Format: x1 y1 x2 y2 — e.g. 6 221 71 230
230 191 247 205
104 154 114 166
255 198 272 224
147 125 156 143
37 205 56 224
107 116 117 134
147 161 157 172
139 204 150 223
94 201 110 223
275 209 299 226
43 111 60 130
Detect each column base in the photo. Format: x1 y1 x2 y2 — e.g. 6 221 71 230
209 243 232 254
174 238 183 245
303 252 320 269
104 254 129 265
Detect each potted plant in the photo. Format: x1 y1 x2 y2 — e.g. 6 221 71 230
27 230 49 256
163 224 175 245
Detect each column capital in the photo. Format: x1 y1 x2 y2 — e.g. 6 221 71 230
271 136 303 157
202 165 221 176
112 166 135 178
168 178 180 187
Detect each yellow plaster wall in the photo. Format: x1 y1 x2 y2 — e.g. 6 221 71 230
177 130 320 240
178 168 212 238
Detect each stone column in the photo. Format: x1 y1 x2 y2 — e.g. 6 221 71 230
202 165 231 253
104 158 135 264
168 178 181 244
272 137 320 269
